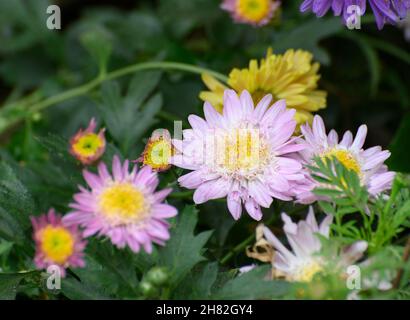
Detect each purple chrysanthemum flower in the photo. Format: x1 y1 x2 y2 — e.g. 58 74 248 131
300 0 410 29
63 155 178 254
171 89 306 221
31 209 86 277
296 115 395 203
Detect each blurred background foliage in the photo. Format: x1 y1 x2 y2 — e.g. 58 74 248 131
0 0 409 299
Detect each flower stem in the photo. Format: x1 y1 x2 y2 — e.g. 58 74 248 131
220 205 307 265
0 61 228 134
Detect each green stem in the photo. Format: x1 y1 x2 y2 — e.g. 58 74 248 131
168 190 194 199
0 61 228 133
220 233 255 266
220 205 308 265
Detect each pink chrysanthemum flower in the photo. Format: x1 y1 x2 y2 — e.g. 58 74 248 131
63 155 177 253
297 115 395 203
69 118 106 165
221 0 281 26
31 209 86 277
171 89 306 221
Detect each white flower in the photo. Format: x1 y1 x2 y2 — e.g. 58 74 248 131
262 207 368 282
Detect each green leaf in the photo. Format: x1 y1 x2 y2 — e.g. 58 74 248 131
273 17 343 65
67 255 123 299
0 162 36 243
133 249 158 274
173 262 218 299
80 27 113 74
313 188 343 197
337 206 358 215
87 240 139 296
97 71 162 154
360 34 410 65
211 266 289 300
388 113 410 172
340 32 380 96
62 278 112 300
158 205 213 288
318 201 336 215
0 271 38 299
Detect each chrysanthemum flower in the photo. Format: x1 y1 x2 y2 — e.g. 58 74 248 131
31 209 86 277
261 207 368 282
138 129 174 172
69 118 106 165
221 0 281 26
300 0 410 29
63 155 177 253
171 89 306 221
297 115 395 203
200 49 327 126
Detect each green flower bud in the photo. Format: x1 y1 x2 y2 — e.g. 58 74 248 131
146 267 169 286
139 279 158 298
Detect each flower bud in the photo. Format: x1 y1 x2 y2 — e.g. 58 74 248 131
69 118 106 165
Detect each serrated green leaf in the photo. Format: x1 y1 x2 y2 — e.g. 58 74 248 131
87 240 139 296
173 262 218 299
80 27 112 74
0 271 37 299
97 71 162 154
62 277 112 300
0 162 36 242
36 133 72 160
158 205 213 288
211 266 289 300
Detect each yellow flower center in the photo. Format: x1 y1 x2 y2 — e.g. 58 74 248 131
214 128 269 177
322 149 361 175
40 226 74 265
72 133 103 157
236 0 271 23
143 137 173 170
98 183 147 225
294 261 323 282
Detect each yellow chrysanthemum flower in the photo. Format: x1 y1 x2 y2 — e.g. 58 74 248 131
199 48 327 126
